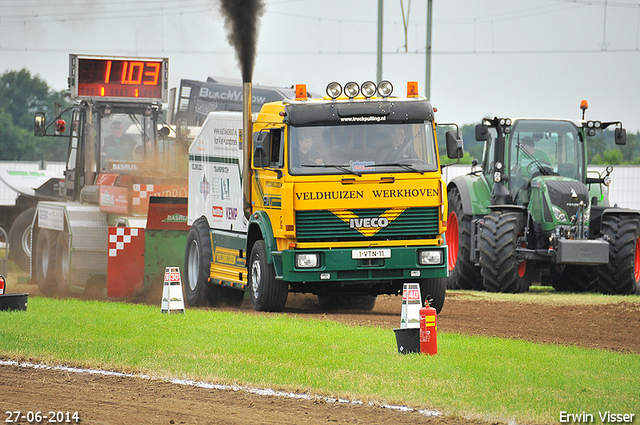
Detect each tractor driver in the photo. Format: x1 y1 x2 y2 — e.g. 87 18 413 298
516 136 552 175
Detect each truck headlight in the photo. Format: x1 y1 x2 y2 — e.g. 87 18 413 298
418 250 443 265
296 253 319 268
552 206 567 222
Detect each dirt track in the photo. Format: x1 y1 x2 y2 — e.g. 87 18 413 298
1 287 639 424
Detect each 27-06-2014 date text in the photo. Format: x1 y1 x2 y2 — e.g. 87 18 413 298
5 411 79 423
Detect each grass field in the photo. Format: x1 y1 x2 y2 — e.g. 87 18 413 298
1 296 638 424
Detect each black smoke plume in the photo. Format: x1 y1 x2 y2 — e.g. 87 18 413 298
218 0 265 82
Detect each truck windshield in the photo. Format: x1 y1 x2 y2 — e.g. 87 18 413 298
509 120 584 182
99 112 155 175
288 122 438 175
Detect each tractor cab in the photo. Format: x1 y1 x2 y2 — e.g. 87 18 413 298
506 119 585 206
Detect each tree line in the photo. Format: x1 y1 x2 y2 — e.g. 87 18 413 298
1 68 638 165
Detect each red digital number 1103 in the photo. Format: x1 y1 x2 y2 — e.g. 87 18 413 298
103 61 160 86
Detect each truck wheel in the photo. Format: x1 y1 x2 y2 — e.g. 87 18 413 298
479 212 532 293
34 229 57 296
446 186 482 290
597 215 640 294
420 278 446 314
317 295 377 311
184 218 245 307
184 217 214 306
55 230 70 294
8 207 36 272
249 240 288 312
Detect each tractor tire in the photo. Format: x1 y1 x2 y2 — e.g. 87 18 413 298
34 229 57 296
550 265 599 293
54 230 70 295
445 186 482 290
317 295 377 311
479 212 532 293
420 278 446 314
7 207 36 272
597 215 640 295
249 240 288 312
184 217 245 308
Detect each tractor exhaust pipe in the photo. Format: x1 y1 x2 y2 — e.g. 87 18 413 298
243 81 253 219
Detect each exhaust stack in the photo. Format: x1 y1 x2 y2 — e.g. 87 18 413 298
243 82 252 219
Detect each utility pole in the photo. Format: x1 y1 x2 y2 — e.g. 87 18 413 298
425 0 433 100
377 0 383 83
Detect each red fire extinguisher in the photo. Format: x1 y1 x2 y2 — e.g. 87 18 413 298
420 305 437 355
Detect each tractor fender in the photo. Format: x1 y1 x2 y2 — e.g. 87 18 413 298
246 210 277 265
595 206 640 233
447 175 492 217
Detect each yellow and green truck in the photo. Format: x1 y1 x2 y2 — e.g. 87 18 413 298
185 81 463 312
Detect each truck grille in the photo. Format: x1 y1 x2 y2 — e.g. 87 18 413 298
296 207 440 241
546 180 589 218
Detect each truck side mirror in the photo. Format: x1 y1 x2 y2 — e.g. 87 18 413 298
475 123 489 141
34 112 46 137
614 127 627 146
445 129 464 159
253 130 271 168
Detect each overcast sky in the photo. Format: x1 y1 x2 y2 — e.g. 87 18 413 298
1 0 639 133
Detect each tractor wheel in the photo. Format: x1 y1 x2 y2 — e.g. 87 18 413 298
7 207 36 272
184 218 245 308
34 229 57 296
446 186 482 290
249 240 288 312
54 230 70 295
419 278 446 314
597 215 640 295
550 265 599 293
479 212 532 293
317 295 377 311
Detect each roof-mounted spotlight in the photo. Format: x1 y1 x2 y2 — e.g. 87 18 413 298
377 80 393 98
326 82 342 100
344 81 360 99
361 81 376 98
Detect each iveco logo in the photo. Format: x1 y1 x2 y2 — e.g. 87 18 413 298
350 217 389 229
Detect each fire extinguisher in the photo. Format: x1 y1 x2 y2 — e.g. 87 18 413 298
420 304 437 355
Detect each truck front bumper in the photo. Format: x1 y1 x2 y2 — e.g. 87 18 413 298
275 245 448 283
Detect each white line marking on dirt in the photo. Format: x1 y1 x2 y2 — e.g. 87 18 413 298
0 359 442 417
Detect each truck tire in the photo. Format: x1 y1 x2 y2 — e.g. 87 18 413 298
420 278 446 314
249 240 288 312
8 207 36 272
479 212 532 293
34 229 57 296
446 186 482 290
317 295 377 311
597 215 640 295
184 217 215 306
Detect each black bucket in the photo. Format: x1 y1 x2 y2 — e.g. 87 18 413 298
0 293 28 312
393 327 420 354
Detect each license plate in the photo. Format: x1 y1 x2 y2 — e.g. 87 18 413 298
352 249 391 259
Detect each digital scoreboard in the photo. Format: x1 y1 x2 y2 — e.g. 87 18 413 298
69 54 168 102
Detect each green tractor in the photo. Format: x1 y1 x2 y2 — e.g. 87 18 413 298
446 105 640 294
